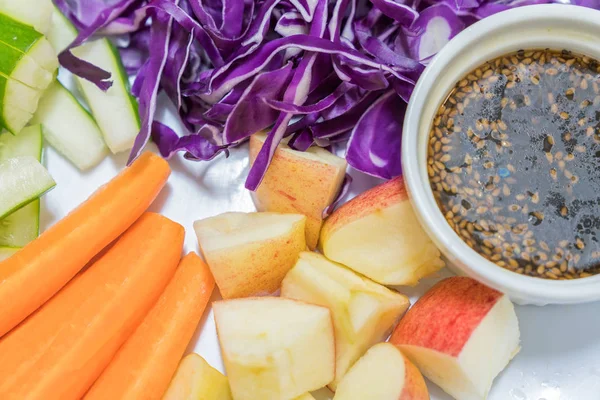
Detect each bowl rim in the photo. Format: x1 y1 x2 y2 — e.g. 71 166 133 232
402 4 600 304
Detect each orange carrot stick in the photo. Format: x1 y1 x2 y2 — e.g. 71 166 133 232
84 252 216 400
0 151 170 337
0 212 184 400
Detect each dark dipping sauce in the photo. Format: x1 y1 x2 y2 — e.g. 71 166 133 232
428 49 600 279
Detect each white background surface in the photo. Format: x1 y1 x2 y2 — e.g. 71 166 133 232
43 134 600 400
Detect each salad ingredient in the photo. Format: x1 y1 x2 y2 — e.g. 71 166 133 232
0 212 184 400
0 0 53 34
47 6 76 53
0 125 43 160
0 202 40 249
281 251 410 390
295 394 316 400
333 343 429 400
389 277 520 400
0 13 57 73
320 176 445 285
163 353 233 400
0 151 170 337
0 125 44 247
194 212 306 299
0 247 17 261
72 38 140 154
0 107 32 136
85 252 214 400
0 13 57 133
249 132 347 250
213 297 335 400
0 156 55 220
430 48 600 280
32 81 108 170
0 40 53 90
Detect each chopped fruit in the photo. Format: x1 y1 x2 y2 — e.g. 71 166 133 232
249 132 347 250
214 297 335 400
163 353 232 400
281 252 410 389
390 277 520 400
320 176 444 286
194 211 306 299
333 343 429 400
295 394 316 400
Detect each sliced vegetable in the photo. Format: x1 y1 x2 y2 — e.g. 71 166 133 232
47 6 77 53
0 202 40 249
0 151 170 337
0 157 55 220
0 41 53 90
0 13 58 72
0 106 32 136
72 38 140 154
32 81 108 170
0 247 18 262
0 0 53 34
85 252 215 400
0 72 45 134
0 212 184 400
0 125 43 247
0 13 58 133
163 353 233 400
0 125 42 160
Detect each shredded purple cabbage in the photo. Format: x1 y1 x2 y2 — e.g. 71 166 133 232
56 0 600 188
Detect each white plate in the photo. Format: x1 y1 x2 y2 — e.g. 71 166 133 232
43 136 600 400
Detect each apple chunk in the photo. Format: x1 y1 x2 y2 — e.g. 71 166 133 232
213 297 335 400
281 252 410 389
389 277 520 400
194 212 306 299
295 394 316 400
163 353 232 400
333 343 428 400
320 176 444 286
249 132 347 250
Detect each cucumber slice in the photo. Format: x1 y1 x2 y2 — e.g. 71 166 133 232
0 156 55 219
0 124 43 160
32 81 108 170
1 106 32 136
0 0 53 35
0 246 18 261
73 38 141 154
0 126 43 247
0 200 39 247
47 6 77 53
0 40 53 89
0 13 58 73
0 73 43 133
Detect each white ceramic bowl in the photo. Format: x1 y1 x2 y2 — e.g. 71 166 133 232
402 4 600 305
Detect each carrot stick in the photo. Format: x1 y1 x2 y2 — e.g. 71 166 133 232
84 252 215 400
0 151 170 337
0 212 184 400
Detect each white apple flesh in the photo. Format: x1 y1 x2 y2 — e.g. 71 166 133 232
249 132 347 250
281 252 410 389
390 277 520 400
194 212 306 299
213 297 335 400
162 353 232 400
319 176 445 286
333 343 429 400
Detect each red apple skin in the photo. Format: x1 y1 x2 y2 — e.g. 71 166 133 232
390 277 503 357
401 354 429 400
321 176 408 239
